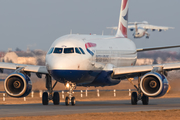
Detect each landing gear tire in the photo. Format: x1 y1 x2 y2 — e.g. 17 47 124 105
142 94 149 105
42 92 49 105
131 92 137 105
65 97 70 106
53 92 60 105
71 97 76 106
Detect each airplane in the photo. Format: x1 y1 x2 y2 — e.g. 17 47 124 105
107 21 174 38
1 0 180 106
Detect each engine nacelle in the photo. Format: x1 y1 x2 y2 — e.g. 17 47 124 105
140 72 169 97
158 29 162 32
130 28 134 31
4 72 32 98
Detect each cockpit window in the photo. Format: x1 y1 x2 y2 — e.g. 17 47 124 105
79 47 85 54
64 48 74 53
75 48 81 54
47 47 54 54
54 48 63 53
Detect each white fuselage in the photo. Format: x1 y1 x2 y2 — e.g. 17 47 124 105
45 34 137 86
134 28 146 38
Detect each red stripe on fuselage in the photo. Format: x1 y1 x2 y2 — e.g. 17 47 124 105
85 43 96 49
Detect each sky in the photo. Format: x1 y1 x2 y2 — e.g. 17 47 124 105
0 0 180 52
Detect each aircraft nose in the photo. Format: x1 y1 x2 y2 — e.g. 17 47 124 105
46 56 74 70
46 55 85 82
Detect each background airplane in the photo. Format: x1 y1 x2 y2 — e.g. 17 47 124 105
107 21 174 38
1 0 180 106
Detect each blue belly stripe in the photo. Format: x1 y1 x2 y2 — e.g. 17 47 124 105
49 70 120 86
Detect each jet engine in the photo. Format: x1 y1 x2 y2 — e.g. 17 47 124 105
130 28 134 31
140 72 169 97
4 72 32 98
158 29 162 32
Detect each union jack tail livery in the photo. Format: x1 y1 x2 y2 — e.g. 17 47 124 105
116 0 128 38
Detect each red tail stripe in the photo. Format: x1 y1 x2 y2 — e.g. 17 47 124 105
122 0 128 11
120 23 127 38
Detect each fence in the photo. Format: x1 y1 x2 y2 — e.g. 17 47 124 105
0 89 135 102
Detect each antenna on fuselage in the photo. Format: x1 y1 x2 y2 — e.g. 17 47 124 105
102 30 104 36
70 29 72 34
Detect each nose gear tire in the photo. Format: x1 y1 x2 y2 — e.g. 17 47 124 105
71 97 76 105
65 96 70 105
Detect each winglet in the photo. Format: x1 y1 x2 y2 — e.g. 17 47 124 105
115 0 129 38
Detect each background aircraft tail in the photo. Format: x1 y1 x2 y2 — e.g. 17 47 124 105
115 0 129 38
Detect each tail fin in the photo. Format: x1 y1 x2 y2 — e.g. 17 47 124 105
115 0 129 38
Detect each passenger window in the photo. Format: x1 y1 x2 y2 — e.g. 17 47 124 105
64 48 74 53
47 47 54 54
79 47 85 54
54 48 63 53
75 48 81 54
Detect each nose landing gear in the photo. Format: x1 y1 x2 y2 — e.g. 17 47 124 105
42 75 77 106
145 32 150 39
65 82 76 106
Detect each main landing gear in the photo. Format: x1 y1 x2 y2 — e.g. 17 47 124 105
65 82 76 106
42 74 60 105
128 77 149 105
145 32 150 39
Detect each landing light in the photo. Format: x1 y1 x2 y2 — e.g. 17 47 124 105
66 83 70 88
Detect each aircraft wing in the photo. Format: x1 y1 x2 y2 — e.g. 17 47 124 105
142 25 174 31
0 62 48 74
128 25 135 29
112 62 180 79
107 25 135 30
137 45 180 52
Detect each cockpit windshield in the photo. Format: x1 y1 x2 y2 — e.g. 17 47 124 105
75 47 81 54
50 47 85 54
47 47 54 54
64 48 74 53
54 48 63 53
79 47 85 54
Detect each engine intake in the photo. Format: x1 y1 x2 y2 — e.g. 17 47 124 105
4 72 32 98
140 72 169 97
